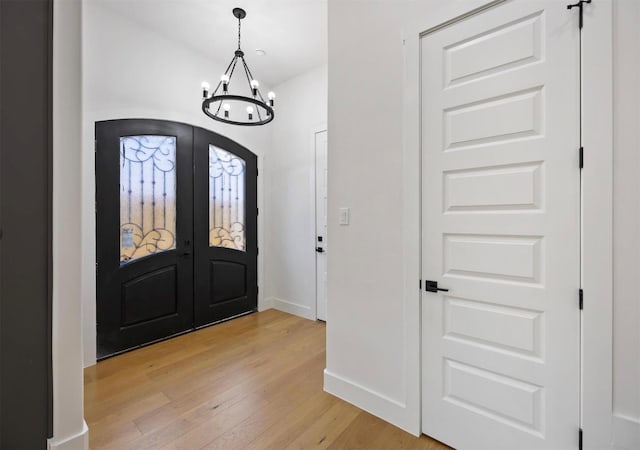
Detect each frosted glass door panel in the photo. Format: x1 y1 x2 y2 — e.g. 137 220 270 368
209 145 246 251
120 135 177 263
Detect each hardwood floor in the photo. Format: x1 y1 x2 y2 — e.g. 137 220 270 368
85 309 451 449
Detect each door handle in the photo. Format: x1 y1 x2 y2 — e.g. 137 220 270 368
316 247 325 253
425 280 449 293
181 251 191 257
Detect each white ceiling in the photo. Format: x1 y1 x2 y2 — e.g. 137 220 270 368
96 0 328 87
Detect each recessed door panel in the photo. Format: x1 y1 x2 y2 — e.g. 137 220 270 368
209 261 247 305
121 266 178 326
445 11 543 87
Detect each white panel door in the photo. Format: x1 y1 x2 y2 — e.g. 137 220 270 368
421 2 580 449
315 130 328 321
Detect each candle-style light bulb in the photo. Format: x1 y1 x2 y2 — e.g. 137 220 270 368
201 81 210 99
221 74 230 92
250 79 259 96
246 105 254 120
223 103 231 118
267 91 276 107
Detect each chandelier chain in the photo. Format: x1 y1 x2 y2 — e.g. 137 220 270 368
237 17 242 50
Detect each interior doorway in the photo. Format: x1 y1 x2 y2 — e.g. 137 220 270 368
95 119 258 359
315 128 328 321
420 1 581 448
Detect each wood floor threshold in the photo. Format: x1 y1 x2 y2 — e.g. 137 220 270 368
85 309 451 449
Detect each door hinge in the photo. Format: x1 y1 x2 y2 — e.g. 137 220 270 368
257 285 259 295
579 146 584 169
257 207 259 216
579 428 583 450
579 288 584 310
419 279 422 289
567 0 591 29
257 167 259 177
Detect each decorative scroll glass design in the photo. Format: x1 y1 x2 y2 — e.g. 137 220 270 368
209 145 246 251
120 135 177 264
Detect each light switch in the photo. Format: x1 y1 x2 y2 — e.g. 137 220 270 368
339 207 350 225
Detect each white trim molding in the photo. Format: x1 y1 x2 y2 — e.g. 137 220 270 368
612 415 640 450
311 124 328 321
581 1 617 450
268 296 315 321
47 421 89 450
324 370 418 436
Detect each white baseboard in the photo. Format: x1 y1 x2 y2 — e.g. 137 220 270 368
268 296 315 320
48 420 89 450
323 369 420 436
613 414 640 450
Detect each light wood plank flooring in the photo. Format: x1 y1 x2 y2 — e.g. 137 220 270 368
85 309 451 449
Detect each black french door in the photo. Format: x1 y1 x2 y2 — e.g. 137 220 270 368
96 119 257 359
194 128 257 327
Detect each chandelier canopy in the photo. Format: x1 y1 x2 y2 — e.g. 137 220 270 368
201 8 275 126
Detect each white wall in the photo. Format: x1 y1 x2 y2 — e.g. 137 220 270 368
82 2 272 366
50 0 88 448
612 0 640 447
326 0 486 435
325 0 440 435
264 65 328 319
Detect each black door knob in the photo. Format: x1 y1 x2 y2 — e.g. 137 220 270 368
425 280 449 293
316 247 325 253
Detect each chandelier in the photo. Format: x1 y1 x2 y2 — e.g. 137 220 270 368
201 8 275 126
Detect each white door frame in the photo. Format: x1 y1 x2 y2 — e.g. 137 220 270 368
403 0 615 443
312 125 328 321
311 124 327 321
581 2 616 450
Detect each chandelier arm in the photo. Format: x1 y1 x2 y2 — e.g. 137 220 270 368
238 58 263 122
242 57 267 103
226 56 240 90
212 56 239 118
212 55 237 96
215 56 240 117
239 57 254 91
